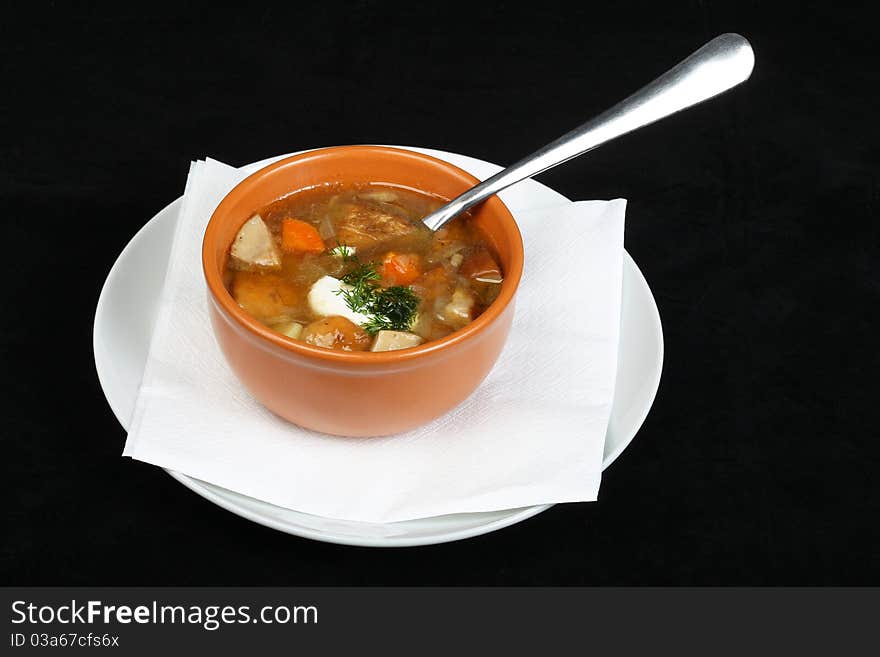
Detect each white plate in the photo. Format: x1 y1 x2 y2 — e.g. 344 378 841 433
93 146 663 547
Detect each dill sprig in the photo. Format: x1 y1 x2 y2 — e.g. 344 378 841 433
333 243 359 262
340 261 380 290
361 286 421 334
336 260 420 335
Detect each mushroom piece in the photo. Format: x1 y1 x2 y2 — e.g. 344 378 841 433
230 214 281 271
370 330 424 352
335 203 418 249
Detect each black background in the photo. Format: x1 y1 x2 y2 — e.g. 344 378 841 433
2 2 877 585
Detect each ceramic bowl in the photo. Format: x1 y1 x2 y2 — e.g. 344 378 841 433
202 145 523 436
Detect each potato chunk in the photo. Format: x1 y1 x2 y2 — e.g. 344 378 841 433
442 287 475 328
335 203 418 249
272 320 303 339
231 271 301 324
301 316 371 351
230 215 281 270
370 330 424 352
408 312 432 340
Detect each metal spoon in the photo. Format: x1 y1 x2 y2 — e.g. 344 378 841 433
421 33 754 231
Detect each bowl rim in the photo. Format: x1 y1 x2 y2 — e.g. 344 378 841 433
202 145 524 365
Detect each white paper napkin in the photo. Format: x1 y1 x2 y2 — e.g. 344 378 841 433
123 157 626 523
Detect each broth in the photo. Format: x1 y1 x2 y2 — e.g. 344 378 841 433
223 183 503 352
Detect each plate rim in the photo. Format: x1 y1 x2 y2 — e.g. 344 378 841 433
93 147 663 547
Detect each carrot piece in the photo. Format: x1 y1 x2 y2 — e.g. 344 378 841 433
281 219 325 254
380 252 422 286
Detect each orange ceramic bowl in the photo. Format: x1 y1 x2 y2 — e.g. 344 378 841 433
202 146 523 436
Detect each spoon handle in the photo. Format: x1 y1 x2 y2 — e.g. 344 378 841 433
422 33 754 231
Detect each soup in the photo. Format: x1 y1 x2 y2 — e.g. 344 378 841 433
223 184 504 352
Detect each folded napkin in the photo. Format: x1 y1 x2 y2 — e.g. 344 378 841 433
123 156 626 523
